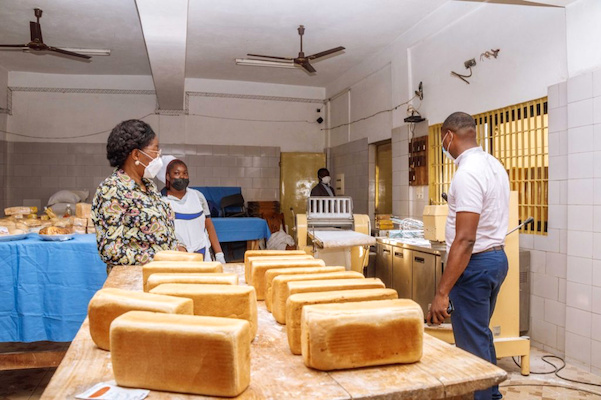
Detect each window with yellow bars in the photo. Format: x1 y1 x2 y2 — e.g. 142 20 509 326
428 97 548 235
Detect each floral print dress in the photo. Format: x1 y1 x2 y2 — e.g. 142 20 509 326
91 169 179 265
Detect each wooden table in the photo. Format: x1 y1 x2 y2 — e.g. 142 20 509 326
41 264 507 399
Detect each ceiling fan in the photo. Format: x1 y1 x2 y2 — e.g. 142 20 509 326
0 8 111 60
237 25 345 73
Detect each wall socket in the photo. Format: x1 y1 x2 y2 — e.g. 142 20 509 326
416 187 424 200
464 58 477 69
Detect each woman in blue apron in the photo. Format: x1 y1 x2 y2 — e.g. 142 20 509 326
160 159 226 264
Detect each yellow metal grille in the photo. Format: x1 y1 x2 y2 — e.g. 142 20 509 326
428 97 548 234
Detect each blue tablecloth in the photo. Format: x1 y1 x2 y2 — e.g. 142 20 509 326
0 234 106 342
212 218 271 242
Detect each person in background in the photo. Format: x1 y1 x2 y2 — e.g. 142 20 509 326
310 168 335 197
92 119 185 272
160 159 226 265
425 112 509 400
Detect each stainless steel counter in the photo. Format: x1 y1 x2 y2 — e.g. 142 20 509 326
374 238 446 318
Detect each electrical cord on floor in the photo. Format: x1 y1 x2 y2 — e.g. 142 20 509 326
507 354 601 395
500 383 601 397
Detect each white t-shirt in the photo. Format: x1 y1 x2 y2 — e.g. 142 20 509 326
445 146 509 254
164 188 211 259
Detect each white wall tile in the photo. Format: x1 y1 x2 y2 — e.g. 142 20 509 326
567 205 593 231
566 281 592 311
531 295 545 322
545 299 566 327
559 181 568 205
595 125 601 152
566 332 592 366
568 125 594 155
534 228 560 252
592 339 601 370
531 271 558 300
549 106 567 133
557 326 566 353
531 318 558 348
567 99 594 129
559 129 569 157
568 152 594 179
529 250 547 274
567 256 592 284
594 207 601 233
519 234 534 249
569 179 594 205
548 131 560 157
595 97 601 125
593 314 601 341
549 204 567 230
560 229 568 254
567 230 593 258
548 83 560 110
559 82 568 107
548 182 560 206
593 287 601 314
565 306 591 337
594 69 601 98
559 278 567 303
594 260 601 287
546 252 567 279
595 233 601 260
567 72 593 104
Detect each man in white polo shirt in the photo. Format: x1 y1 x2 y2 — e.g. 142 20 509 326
426 112 509 400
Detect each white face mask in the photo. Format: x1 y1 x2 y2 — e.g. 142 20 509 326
321 176 331 185
139 150 164 179
441 131 455 161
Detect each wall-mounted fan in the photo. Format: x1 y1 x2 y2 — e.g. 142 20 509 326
0 8 110 60
237 25 345 74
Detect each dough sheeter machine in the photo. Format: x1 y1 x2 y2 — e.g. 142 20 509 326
295 196 375 273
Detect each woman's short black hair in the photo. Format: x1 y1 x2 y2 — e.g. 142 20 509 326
106 119 156 168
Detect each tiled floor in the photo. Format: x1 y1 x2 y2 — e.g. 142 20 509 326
1 344 600 399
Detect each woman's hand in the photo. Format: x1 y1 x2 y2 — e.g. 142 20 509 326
177 245 187 252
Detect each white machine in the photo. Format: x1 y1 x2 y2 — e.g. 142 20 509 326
296 197 375 273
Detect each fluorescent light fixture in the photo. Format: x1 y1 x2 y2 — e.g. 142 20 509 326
235 58 296 69
15 47 112 56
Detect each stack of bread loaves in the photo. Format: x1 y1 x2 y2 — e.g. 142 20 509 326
246 250 425 371
87 249 260 397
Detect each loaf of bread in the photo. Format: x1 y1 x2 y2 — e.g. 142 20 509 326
272 273 372 324
142 261 223 291
150 283 258 340
145 273 238 292
111 311 250 397
88 288 193 350
250 259 326 301
245 254 313 285
75 203 92 218
244 250 308 282
301 299 424 370
39 226 72 235
153 250 205 262
286 288 398 354
264 266 346 311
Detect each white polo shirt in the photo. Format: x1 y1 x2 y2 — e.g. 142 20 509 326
445 146 509 254
164 188 211 259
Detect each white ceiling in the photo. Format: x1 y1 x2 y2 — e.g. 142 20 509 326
0 0 451 88
0 0 579 102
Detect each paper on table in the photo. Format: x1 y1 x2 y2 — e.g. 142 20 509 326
75 381 149 400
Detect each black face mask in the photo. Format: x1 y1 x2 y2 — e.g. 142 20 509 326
170 178 189 191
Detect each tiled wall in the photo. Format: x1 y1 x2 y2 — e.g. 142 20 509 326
3 142 280 210
0 140 6 213
521 68 601 375
330 138 369 214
